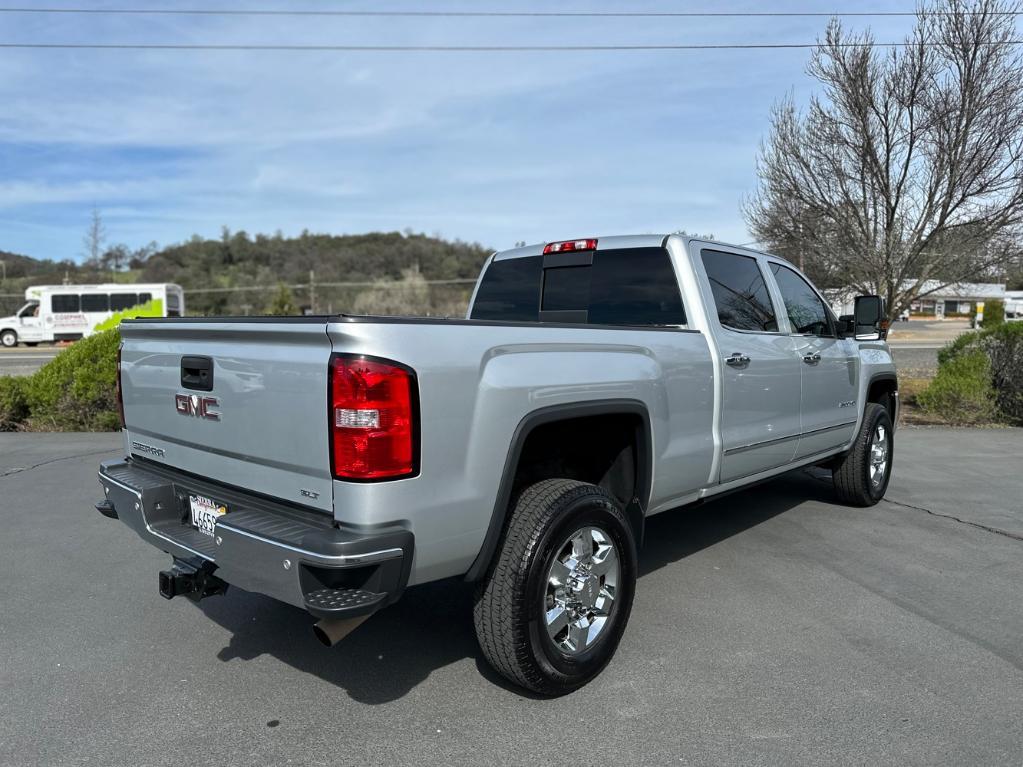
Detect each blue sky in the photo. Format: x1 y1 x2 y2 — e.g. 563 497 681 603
0 1 917 261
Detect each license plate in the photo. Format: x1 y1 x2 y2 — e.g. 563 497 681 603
189 494 227 537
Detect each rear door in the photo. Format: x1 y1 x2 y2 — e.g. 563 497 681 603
766 261 859 458
697 249 802 482
119 319 335 512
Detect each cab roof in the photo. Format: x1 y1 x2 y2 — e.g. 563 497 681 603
491 234 776 262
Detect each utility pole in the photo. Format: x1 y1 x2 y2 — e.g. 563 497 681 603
309 269 316 314
0 260 6 284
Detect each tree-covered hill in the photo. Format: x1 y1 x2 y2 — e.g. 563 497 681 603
1 230 494 317
0 249 79 282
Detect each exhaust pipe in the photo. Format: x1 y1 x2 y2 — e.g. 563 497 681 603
313 614 370 647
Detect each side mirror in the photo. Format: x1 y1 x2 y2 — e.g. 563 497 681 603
837 314 856 337
853 295 887 340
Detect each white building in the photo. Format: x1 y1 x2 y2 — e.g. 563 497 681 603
828 280 1006 318
1006 290 1023 320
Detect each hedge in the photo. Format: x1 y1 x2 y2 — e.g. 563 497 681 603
0 329 121 432
922 321 1023 425
916 350 997 425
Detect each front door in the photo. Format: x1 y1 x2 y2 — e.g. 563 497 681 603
17 304 44 342
766 262 859 458
699 249 803 482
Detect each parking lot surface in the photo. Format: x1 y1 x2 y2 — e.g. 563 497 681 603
0 346 61 376
1 428 1020 766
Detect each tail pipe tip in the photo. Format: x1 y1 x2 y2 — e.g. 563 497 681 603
313 615 370 647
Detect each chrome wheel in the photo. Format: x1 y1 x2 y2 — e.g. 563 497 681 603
544 526 619 655
869 423 889 488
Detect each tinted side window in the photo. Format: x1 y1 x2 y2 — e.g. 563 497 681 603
110 293 139 311
770 263 832 336
81 293 110 312
138 292 152 304
589 247 685 326
469 256 541 321
701 250 778 332
51 294 80 313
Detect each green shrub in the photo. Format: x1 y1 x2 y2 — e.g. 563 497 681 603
24 330 121 431
937 329 981 366
980 298 1005 328
918 350 998 424
0 376 29 431
980 321 1023 424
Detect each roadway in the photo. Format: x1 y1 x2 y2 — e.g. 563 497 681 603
1 427 1020 765
0 346 61 376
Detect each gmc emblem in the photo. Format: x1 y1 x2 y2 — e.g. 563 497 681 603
175 393 221 421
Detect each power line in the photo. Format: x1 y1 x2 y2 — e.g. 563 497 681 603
1 7 1021 18
3 41 1021 52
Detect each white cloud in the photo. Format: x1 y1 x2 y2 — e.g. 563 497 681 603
0 177 179 207
0 1 921 258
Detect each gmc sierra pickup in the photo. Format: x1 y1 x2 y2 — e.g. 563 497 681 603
97 235 898 695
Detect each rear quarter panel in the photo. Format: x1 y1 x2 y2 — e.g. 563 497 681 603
326 320 715 585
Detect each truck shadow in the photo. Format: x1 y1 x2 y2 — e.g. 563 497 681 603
196 468 837 703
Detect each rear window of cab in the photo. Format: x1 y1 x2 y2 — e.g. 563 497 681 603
470 247 685 326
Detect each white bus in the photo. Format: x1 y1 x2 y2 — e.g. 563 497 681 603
0 283 184 347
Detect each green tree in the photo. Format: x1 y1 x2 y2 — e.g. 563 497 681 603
266 283 298 315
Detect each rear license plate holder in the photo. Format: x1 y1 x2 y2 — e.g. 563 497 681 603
188 494 227 537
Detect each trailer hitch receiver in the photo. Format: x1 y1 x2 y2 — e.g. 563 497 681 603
158 559 228 602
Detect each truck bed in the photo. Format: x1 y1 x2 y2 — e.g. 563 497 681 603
119 313 716 583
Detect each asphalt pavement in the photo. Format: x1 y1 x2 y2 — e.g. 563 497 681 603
887 318 973 378
1 428 1020 766
0 346 61 376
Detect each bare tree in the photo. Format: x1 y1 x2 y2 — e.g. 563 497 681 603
745 0 1023 317
82 208 107 267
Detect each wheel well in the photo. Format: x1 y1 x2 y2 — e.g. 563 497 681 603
513 413 645 513
867 377 898 420
463 403 651 582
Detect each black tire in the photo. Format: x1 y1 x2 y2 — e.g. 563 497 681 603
473 478 637 696
0 329 16 348
832 403 894 506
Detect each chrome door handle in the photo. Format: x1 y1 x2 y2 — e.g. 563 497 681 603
802 352 821 364
725 353 751 367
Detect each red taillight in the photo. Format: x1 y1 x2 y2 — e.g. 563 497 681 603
542 238 597 255
116 344 125 428
329 355 417 480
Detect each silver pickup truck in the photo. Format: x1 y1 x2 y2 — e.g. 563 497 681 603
97 235 898 695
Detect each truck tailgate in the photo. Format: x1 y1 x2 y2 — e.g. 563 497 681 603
118 319 334 512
